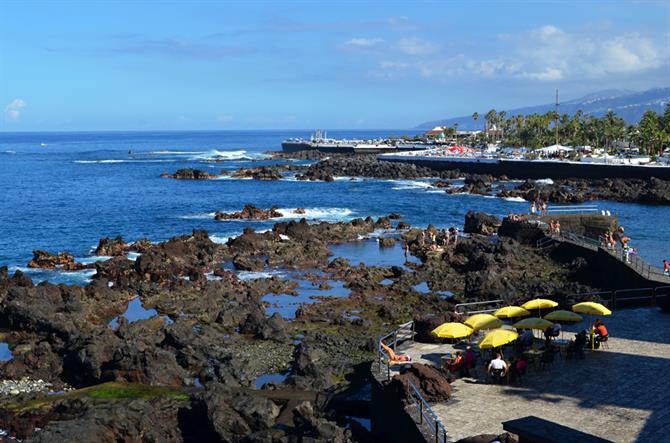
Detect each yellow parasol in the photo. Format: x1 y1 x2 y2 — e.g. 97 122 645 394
431 322 474 339
544 310 583 322
479 328 519 349
521 298 558 310
572 301 612 350
464 313 503 331
513 317 554 330
572 302 612 316
494 306 530 319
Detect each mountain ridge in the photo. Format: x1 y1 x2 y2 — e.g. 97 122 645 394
417 87 670 130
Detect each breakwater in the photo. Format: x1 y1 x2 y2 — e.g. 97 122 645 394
379 155 670 180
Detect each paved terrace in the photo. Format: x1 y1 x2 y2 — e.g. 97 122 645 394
393 308 670 442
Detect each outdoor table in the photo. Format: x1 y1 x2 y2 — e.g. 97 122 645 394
553 338 570 359
524 348 544 369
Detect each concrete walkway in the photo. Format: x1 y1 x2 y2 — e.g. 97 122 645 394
396 308 670 442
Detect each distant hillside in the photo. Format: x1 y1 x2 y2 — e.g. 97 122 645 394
417 87 670 130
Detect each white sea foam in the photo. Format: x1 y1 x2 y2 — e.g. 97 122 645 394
3 150 16 154
275 207 354 221
390 180 434 190
78 256 112 264
503 196 527 202
237 271 280 280
279 234 290 241
127 252 141 261
536 178 554 185
75 159 126 164
179 212 217 220
210 207 355 223
74 159 176 164
425 189 445 194
188 149 269 162
210 235 231 244
149 150 205 155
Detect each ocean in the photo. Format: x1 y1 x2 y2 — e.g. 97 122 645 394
1 130 669 286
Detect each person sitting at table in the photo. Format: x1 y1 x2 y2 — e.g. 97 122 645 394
544 322 561 343
568 330 587 359
519 329 534 349
463 346 477 377
488 353 508 384
593 319 609 348
447 351 464 375
509 354 528 383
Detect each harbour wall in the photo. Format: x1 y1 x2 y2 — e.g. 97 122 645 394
379 156 670 180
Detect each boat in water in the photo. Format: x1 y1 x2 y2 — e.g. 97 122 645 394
281 130 430 154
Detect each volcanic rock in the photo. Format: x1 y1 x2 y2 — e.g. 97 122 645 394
464 211 502 235
26 250 91 271
215 204 283 221
384 363 452 405
160 168 215 180
95 236 129 256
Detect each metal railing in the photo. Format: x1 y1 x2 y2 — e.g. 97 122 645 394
454 299 504 314
377 320 415 381
546 205 601 215
542 227 669 283
407 379 448 443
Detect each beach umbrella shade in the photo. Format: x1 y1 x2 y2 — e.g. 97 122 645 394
572 302 612 316
494 306 531 319
513 317 554 330
572 302 612 350
544 310 583 323
521 298 558 310
464 314 504 331
432 322 474 339
479 329 519 349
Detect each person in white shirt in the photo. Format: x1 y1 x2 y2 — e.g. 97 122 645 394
488 353 508 383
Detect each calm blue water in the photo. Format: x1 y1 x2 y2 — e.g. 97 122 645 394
1 130 669 286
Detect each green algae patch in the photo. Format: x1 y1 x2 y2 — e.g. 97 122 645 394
2 382 191 412
84 382 190 401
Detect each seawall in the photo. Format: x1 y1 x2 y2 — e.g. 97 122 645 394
379 156 670 180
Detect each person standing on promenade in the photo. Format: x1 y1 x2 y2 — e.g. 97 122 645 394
663 259 669 276
530 201 537 217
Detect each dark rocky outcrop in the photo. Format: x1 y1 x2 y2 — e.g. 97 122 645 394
214 204 283 221
384 364 452 405
27 250 92 271
464 211 502 235
413 312 465 343
160 168 215 180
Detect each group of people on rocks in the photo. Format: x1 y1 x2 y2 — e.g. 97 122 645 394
530 200 548 217
415 227 459 252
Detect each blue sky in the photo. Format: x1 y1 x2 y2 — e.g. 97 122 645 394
1 1 668 131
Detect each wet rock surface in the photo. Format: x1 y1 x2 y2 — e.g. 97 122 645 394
232 164 304 180
26 250 93 271
215 204 283 221
160 168 216 180
497 177 670 205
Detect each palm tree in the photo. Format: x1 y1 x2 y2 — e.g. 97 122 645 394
472 112 480 131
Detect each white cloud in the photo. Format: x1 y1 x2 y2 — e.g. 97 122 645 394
345 37 383 47
5 99 26 121
523 67 564 81
395 37 439 55
356 24 667 84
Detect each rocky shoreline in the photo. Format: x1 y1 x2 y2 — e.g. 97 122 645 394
0 207 605 441
159 153 670 205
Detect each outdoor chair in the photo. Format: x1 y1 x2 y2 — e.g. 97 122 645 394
540 349 556 370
